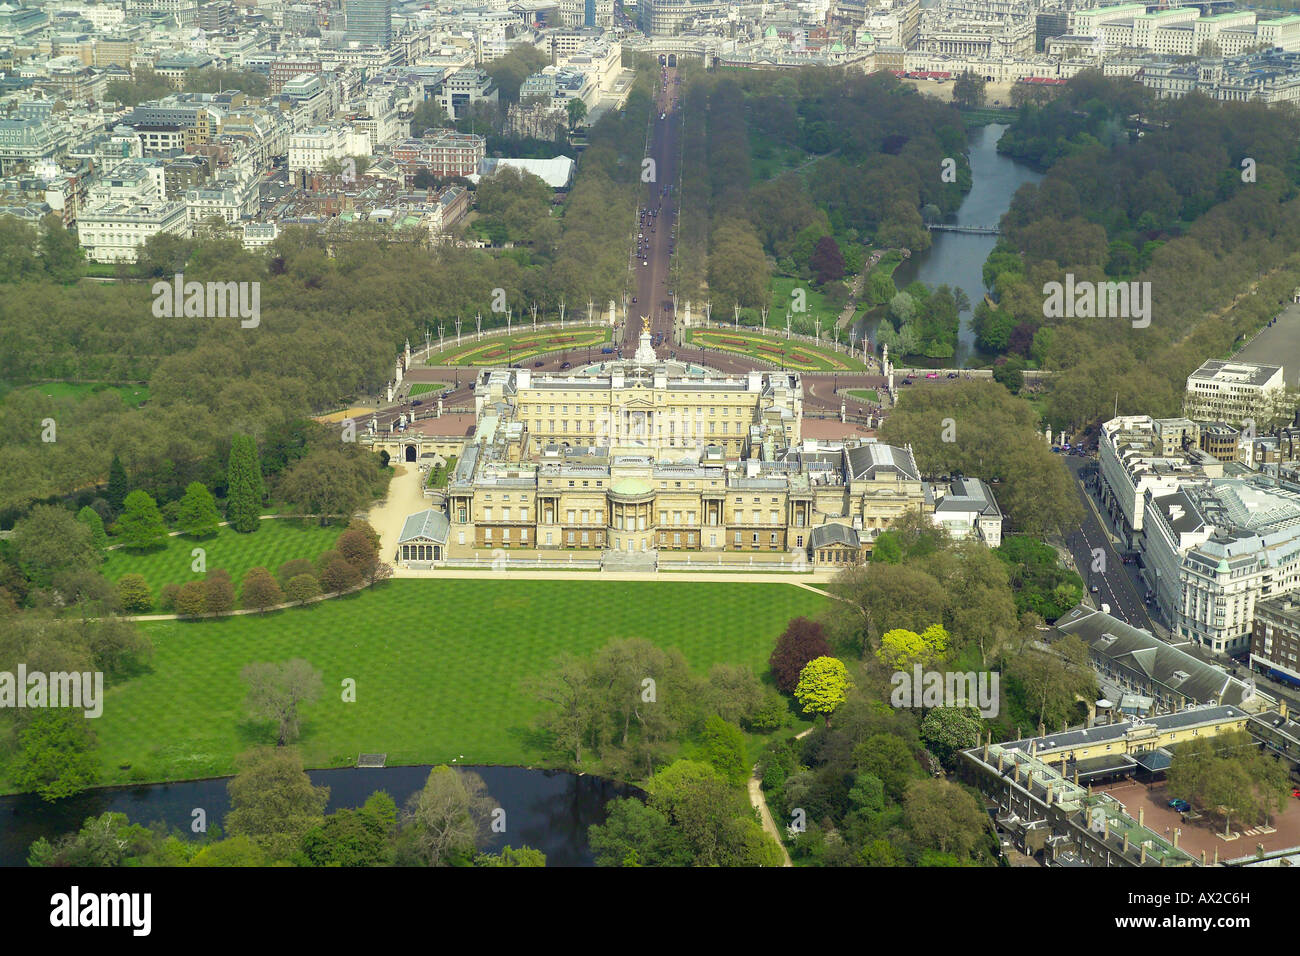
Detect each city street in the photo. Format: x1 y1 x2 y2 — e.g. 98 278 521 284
1061 455 1155 630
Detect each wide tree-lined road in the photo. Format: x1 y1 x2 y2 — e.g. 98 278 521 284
624 64 681 350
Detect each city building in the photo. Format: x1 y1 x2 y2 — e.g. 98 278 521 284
345 0 393 48
1183 359 1286 428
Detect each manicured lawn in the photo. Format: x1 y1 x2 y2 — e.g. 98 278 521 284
67 580 828 790
407 382 446 397
430 327 611 367
102 520 343 593
846 389 879 403
686 328 868 371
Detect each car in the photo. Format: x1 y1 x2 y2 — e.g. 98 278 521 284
631 296 637 303
947 372 958 379
926 372 939 379
1090 584 1099 593
660 112 666 120
901 379 913 386
534 360 544 367
642 260 648 266
1168 799 1191 813
1292 787 1300 798
560 362 571 369
411 400 422 407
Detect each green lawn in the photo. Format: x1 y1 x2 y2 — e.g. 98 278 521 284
11 382 150 407
407 382 446 397
846 389 879 403
430 327 611 367
102 520 343 593
686 328 868 371
59 580 828 790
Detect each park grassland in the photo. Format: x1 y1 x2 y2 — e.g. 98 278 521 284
101 520 343 592
72 579 828 791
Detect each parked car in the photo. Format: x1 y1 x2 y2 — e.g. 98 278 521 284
560 362 571 369
631 296 637 303
1291 787 1300 798
947 372 958 379
926 372 939 379
1090 584 1099 593
1169 799 1191 813
534 360 544 367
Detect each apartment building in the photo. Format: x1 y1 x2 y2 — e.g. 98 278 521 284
1251 596 1300 689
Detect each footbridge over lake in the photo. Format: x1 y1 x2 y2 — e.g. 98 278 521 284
925 223 1001 235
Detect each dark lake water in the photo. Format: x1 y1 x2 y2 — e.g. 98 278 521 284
859 123 1044 368
0 765 642 867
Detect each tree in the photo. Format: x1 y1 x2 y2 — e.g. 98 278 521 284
204 569 235 614
588 799 692 867
794 656 851 727
337 526 379 578
240 566 284 613
12 505 99 586
112 490 169 550
567 97 588 130
76 506 109 556
27 812 158 867
645 759 783 866
39 214 84 284
176 481 221 537
189 836 268 867
476 845 547 867
405 765 495 866
770 617 833 694
285 573 321 606
116 573 153 614
920 707 984 768
12 710 99 802
240 658 323 746
278 448 377 525
226 434 263 533
277 558 315 588
698 715 749 786
526 653 602 765
299 794 397 867
870 531 902 564
225 747 330 861
107 454 129 514
952 71 987 110
877 624 949 671
174 580 207 617
810 235 845 285
320 555 362 594
903 778 988 859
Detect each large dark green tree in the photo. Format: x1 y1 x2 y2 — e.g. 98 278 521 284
226 434 263 533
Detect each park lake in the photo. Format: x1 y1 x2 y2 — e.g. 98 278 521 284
0 765 642 867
